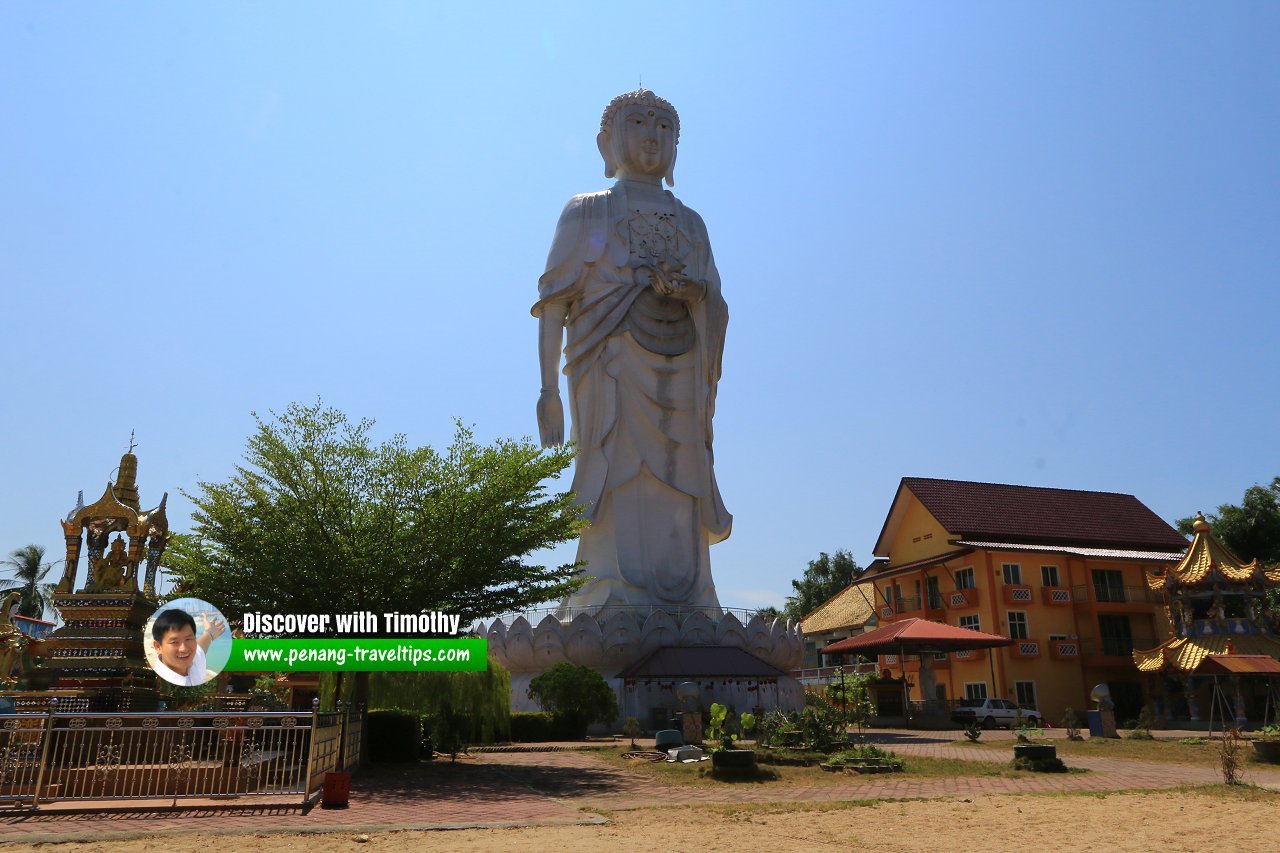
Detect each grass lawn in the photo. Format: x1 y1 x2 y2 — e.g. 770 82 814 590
958 734 1271 769
596 749 1031 786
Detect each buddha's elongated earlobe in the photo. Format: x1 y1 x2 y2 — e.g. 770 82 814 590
665 146 677 187
597 130 617 179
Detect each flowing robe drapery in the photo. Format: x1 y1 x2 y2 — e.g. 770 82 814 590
533 182 731 610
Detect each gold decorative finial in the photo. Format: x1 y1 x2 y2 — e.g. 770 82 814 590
1192 511 1211 534
114 439 141 512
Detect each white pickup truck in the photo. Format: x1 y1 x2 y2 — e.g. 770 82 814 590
950 697 1040 729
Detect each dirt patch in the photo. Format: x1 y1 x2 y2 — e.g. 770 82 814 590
8 788 1278 852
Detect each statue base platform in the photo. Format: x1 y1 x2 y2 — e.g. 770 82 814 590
481 607 806 730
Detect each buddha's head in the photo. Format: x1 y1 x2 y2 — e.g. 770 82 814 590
598 89 680 187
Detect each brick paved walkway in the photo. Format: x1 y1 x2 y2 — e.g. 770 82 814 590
3 731 1278 844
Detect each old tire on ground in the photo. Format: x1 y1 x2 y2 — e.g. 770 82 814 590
1013 743 1057 762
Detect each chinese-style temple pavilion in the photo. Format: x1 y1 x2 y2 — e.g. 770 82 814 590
1133 512 1280 722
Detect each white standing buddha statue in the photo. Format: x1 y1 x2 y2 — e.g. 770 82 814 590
534 89 731 613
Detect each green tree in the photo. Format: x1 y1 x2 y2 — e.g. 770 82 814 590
1178 477 1280 608
783 549 862 623
526 662 618 738
1 544 57 619
164 400 587 701
753 605 783 621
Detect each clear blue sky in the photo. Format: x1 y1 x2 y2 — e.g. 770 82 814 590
3 2 1277 612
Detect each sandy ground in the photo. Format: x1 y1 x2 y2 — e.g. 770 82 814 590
9 790 1280 852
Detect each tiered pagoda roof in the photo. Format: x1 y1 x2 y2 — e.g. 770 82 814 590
1133 633 1280 673
1145 512 1280 593
1133 512 1280 675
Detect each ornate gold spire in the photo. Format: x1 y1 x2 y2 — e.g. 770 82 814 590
113 445 140 512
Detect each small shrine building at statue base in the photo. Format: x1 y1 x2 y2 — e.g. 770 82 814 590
481 607 806 731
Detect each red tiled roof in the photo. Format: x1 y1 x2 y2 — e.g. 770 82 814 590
821 617 1014 655
896 477 1188 552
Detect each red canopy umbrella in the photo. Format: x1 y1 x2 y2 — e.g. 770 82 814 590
822 617 1014 656
821 618 1014 726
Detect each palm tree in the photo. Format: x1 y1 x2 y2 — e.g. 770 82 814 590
1 544 57 620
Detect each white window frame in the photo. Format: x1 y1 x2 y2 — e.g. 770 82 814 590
955 567 976 590
1041 565 1060 587
1002 563 1022 585
964 682 988 701
1007 610 1029 640
959 614 981 632
1014 680 1038 710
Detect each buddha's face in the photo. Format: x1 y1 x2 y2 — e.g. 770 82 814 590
609 105 677 180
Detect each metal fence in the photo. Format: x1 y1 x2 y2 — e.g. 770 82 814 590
0 699 363 810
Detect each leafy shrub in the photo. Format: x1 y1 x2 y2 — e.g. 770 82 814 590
823 667 876 734
706 702 731 747
801 691 848 753
1125 705 1156 740
509 711 581 742
623 716 644 748
369 665 511 744
1061 707 1084 741
367 710 420 763
830 744 904 769
755 709 791 748
1015 724 1045 743
1220 727 1245 785
964 720 982 742
527 663 618 739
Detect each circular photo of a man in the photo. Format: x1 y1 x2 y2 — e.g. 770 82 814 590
144 598 230 686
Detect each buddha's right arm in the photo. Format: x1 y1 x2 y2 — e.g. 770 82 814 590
538 303 567 392
536 303 568 446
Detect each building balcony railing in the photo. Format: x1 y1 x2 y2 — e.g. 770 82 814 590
897 596 922 614
1072 585 1163 606
1002 584 1034 606
1010 639 1040 658
1042 586 1072 606
1049 638 1081 659
944 588 979 610
1079 636 1157 658
880 596 923 622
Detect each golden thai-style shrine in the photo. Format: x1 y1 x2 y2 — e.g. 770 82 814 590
3 446 170 711
1133 512 1280 722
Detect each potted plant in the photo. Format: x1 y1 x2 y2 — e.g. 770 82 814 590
707 703 756 771
1252 724 1280 764
1011 716 1065 770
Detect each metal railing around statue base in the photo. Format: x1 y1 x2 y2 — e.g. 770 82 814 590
0 699 363 810
485 604 769 627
